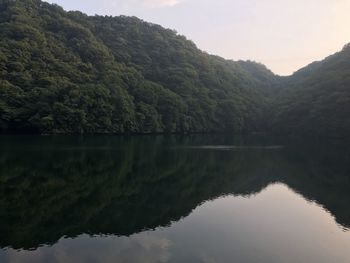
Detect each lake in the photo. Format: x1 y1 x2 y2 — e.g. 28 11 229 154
0 135 350 263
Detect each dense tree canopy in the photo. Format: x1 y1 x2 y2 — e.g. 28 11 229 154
0 0 276 134
0 0 349 137
271 45 350 138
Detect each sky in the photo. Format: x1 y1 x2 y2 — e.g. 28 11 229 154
45 0 350 76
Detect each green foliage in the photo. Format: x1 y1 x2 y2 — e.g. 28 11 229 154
271 45 350 138
1 0 349 137
0 0 276 134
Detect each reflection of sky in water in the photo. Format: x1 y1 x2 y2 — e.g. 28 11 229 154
1 235 172 263
2 183 350 263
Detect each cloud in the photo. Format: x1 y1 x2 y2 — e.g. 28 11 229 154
4 234 173 263
141 0 183 8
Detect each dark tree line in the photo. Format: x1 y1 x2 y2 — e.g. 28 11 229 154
0 0 275 134
1 0 350 137
270 45 350 138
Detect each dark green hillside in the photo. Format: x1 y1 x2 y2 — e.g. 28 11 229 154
271 44 350 137
0 0 276 134
1 0 350 137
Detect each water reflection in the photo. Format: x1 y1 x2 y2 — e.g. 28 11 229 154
0 135 350 262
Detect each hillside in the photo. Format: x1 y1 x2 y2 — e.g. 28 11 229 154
0 0 276 134
1 0 350 137
271 44 350 137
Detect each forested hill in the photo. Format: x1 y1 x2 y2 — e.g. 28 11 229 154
271 44 350 137
1 0 350 137
0 0 277 134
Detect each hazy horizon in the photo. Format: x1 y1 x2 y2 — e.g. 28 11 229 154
45 0 350 76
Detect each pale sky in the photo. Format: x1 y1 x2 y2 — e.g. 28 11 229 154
46 0 350 76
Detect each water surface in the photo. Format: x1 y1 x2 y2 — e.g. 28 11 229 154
0 135 349 262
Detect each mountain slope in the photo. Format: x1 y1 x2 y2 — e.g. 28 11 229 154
271 44 350 137
1 0 349 137
0 0 276 134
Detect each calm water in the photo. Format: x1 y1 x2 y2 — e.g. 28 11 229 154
0 135 350 263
